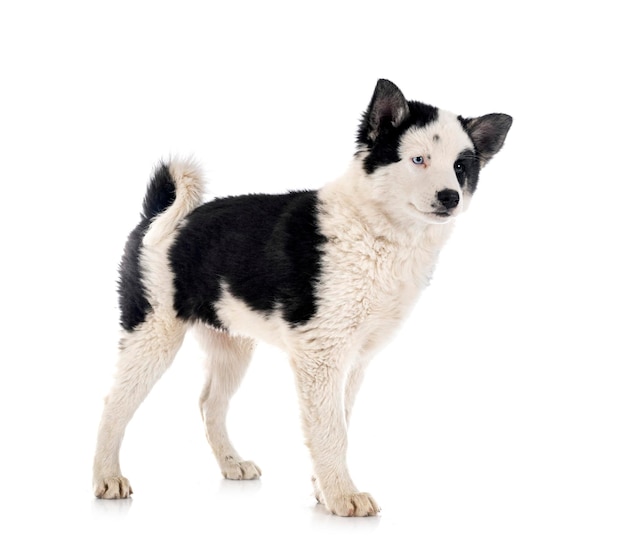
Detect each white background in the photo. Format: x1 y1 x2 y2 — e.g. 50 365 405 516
1 1 624 551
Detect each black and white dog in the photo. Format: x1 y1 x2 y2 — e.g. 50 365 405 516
93 79 512 516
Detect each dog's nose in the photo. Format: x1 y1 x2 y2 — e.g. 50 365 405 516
437 189 460 210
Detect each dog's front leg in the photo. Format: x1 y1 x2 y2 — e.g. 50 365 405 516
291 356 379 517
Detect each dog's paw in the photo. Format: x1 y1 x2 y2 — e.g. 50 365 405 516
221 459 262 480
94 476 133 499
325 492 380 517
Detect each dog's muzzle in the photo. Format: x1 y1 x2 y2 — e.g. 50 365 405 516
432 188 460 217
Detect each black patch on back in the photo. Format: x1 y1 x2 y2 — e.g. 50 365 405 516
357 101 439 174
118 162 177 332
169 190 326 330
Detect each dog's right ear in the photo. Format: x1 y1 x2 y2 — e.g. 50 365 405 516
358 79 410 145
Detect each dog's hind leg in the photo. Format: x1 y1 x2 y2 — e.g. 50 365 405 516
195 325 261 480
93 313 186 499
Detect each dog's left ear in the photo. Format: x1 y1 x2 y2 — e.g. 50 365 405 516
359 79 410 143
461 113 513 166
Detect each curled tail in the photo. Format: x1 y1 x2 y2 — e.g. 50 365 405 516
118 158 205 331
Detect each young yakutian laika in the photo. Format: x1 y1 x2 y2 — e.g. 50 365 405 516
93 79 512 516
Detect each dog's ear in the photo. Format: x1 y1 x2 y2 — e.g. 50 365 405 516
358 79 410 144
461 113 513 166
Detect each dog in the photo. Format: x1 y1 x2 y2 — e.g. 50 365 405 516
93 79 512 516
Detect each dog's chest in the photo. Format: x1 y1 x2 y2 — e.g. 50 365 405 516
317 225 450 333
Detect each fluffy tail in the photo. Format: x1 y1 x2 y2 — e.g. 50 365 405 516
142 157 205 247
118 158 205 331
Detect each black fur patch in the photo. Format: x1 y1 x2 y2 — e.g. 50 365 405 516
454 148 481 193
358 101 439 174
142 163 176 219
169 191 326 330
118 162 177 331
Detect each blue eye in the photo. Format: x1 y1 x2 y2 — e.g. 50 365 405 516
412 156 424 165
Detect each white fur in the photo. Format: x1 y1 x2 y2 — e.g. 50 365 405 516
283 156 454 515
94 113 482 516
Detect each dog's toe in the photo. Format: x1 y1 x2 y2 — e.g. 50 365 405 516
94 476 133 499
326 492 380 517
222 459 261 480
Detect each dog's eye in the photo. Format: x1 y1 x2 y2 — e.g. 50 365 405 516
454 162 466 186
412 156 425 165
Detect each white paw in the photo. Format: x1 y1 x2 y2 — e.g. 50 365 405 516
324 492 380 517
221 458 262 480
94 476 133 499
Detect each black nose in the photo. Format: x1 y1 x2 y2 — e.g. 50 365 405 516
437 189 460 210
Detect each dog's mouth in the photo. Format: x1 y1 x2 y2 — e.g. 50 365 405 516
410 203 456 221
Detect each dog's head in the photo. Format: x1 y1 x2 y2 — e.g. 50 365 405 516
356 79 512 225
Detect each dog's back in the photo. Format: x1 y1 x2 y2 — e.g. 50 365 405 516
169 191 325 331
